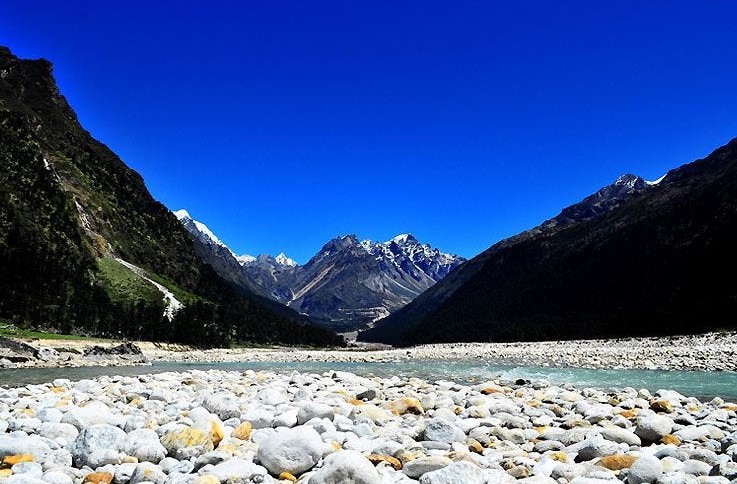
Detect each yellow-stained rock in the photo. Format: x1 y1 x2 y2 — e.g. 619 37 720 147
22 409 34 417
50 386 66 394
121 456 138 464
528 399 541 408
650 400 674 413
368 454 402 470
468 439 484 454
192 475 220 484
662 434 682 445
721 403 737 412
397 449 424 464
598 454 638 470
161 427 214 456
331 441 342 451
210 420 224 447
548 452 569 463
279 472 298 482
347 398 364 406
232 422 252 440
481 386 503 395
0 469 12 478
83 472 114 484
384 397 424 415
2 454 34 467
618 408 639 420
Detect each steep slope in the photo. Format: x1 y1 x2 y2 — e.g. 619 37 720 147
0 46 342 347
362 139 737 345
175 211 465 331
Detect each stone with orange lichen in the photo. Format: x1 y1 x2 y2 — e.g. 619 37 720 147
83 472 114 484
598 454 638 470
368 454 402 470
384 397 424 415
662 434 682 445
2 454 34 467
650 399 674 413
468 439 484 454
481 386 503 395
618 408 639 419
232 422 252 440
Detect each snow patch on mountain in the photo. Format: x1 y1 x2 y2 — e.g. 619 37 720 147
236 254 257 265
115 258 183 321
275 252 298 267
174 209 228 249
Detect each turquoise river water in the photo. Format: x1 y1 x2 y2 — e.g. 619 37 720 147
2 360 737 401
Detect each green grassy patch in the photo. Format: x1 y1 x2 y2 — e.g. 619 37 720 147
96 257 162 305
0 322 109 341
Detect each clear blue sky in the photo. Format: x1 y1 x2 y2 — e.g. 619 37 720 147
3 1 737 263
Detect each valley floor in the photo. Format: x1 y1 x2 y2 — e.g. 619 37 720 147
142 332 736 372
6 331 732 372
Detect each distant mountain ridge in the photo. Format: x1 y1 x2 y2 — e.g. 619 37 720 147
361 138 737 345
175 213 465 331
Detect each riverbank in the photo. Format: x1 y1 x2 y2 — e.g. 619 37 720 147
3 332 737 372
144 332 737 372
1 368 737 483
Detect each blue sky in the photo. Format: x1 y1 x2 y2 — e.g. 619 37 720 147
3 1 737 262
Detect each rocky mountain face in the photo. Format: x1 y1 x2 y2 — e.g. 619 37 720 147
362 139 737 345
0 46 342 347
176 215 465 331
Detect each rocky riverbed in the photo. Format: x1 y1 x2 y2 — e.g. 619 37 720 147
3 332 737 373
143 332 737 373
1 369 737 483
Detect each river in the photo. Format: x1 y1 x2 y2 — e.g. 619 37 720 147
2 360 736 400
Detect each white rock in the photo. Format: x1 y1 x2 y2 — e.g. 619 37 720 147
628 455 664 484
298 402 335 424
128 462 167 484
61 401 120 429
403 456 453 479
69 424 128 467
41 470 73 484
256 425 325 475
202 394 240 420
675 425 725 442
308 450 380 484
422 418 466 444
208 457 272 483
419 461 515 484
601 426 642 446
635 414 674 442
38 422 78 444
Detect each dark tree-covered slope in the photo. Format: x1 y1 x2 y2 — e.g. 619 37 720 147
0 46 342 347
362 138 737 345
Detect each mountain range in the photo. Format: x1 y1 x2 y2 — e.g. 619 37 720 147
361 139 737 345
174 209 465 332
3 44 736 348
0 46 342 347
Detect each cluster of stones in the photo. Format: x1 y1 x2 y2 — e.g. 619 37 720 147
1 369 737 483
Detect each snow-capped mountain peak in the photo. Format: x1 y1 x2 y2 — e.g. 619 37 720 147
275 252 298 267
236 254 257 265
387 233 416 245
174 209 228 250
